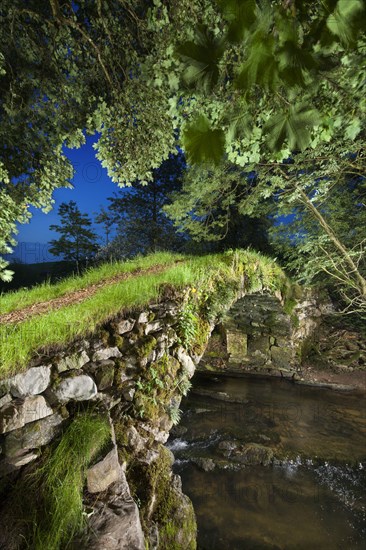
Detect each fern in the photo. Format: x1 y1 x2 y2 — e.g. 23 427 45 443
167 405 183 425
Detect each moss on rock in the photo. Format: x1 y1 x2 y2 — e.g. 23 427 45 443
126 445 196 550
136 336 157 360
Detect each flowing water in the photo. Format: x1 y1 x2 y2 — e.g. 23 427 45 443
167 374 366 549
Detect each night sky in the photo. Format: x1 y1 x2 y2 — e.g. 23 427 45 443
11 134 119 263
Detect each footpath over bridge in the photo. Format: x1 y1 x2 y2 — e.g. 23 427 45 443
0 250 322 549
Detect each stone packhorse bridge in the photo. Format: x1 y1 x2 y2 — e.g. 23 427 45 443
0 264 322 549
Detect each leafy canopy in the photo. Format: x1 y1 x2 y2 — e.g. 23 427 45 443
0 0 365 286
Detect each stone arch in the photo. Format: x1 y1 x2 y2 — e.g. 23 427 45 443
198 292 296 376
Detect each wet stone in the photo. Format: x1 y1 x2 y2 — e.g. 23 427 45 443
233 443 274 466
193 457 215 472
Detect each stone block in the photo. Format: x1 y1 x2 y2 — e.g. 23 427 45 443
92 347 122 362
3 451 39 470
122 387 135 402
126 426 146 453
247 335 270 356
93 362 115 391
86 474 145 549
4 413 64 456
137 312 149 323
49 375 97 403
270 346 293 368
56 351 90 373
176 347 195 378
226 329 247 364
0 396 53 434
97 394 121 411
145 321 162 335
269 314 292 336
116 319 135 335
7 366 51 397
250 350 268 367
0 394 11 408
87 446 121 493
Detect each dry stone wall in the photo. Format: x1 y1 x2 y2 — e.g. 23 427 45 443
0 285 326 548
0 298 207 549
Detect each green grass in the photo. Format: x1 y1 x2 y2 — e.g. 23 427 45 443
0 251 182 316
26 411 111 550
0 250 289 380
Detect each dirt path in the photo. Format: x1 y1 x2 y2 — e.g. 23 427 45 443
0 262 178 325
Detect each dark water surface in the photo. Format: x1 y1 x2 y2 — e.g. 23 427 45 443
167 374 366 550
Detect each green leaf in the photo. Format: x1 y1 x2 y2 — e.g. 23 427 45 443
182 115 225 165
0 268 14 282
327 0 365 46
277 41 317 87
176 25 225 92
218 0 256 43
345 118 362 140
265 104 320 151
235 35 278 90
227 111 251 142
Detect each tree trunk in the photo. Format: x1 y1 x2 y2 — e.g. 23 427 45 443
299 188 366 297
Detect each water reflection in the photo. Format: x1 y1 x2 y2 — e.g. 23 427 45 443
168 374 366 549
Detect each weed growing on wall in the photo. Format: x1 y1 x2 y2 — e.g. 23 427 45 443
177 301 199 350
18 411 110 550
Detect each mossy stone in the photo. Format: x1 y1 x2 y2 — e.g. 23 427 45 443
136 336 157 359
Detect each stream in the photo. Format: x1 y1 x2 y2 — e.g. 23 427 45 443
167 374 366 549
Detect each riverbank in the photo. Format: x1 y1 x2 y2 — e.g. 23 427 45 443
298 362 366 392
197 364 366 394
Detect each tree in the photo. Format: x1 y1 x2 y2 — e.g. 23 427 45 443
49 201 98 272
100 154 186 260
164 0 366 312
0 0 365 290
268 170 366 317
165 162 271 253
0 0 174 279
95 207 115 246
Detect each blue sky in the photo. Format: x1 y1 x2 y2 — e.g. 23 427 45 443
12 134 120 261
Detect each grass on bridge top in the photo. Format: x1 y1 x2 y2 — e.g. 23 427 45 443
0 251 183 316
0 250 288 380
